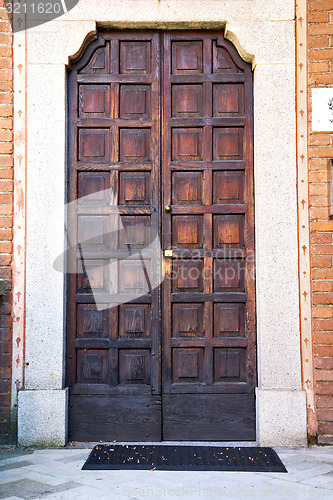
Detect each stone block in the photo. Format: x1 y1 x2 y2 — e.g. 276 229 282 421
256 389 308 447
18 389 68 447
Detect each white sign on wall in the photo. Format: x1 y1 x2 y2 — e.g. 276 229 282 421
312 88 333 132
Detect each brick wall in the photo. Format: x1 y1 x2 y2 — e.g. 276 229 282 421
308 0 333 444
0 1 12 443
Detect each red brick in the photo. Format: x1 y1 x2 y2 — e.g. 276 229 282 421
0 47 11 58
0 394 10 406
309 11 330 23
0 255 10 265
311 244 333 255
0 315 11 328
0 93 12 106
0 57 12 69
309 24 333 35
0 20 11 31
310 134 331 146
0 278 11 291
0 421 9 433
315 358 333 369
0 193 11 205
310 207 331 219
0 104 11 117
309 184 330 196
312 281 333 292
0 354 11 368
0 328 11 341
311 221 333 231
318 435 333 444
0 118 12 130
316 383 333 396
309 35 330 49
0 156 12 167
316 395 333 408
0 241 11 253
0 205 12 215
313 306 333 318
309 197 329 208
311 268 333 280
0 380 9 394
318 422 333 434
309 145 333 157
309 61 330 73
317 409 333 421
0 180 12 192
2 282 12 293
0 299 11 309
0 168 12 179
0 142 12 154
0 228 11 240
0 33 11 44
0 82 11 92
311 255 332 267
0 407 10 420
0 366 10 379
311 232 332 243
309 0 333 10
0 130 11 143
316 370 333 382
316 345 333 356
309 158 331 170
309 48 333 60
315 332 333 344
313 293 333 305
310 73 333 85
0 301 10 314
0 342 11 355
309 172 330 185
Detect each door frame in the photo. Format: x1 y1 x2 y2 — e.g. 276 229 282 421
18 12 307 447
160 31 256 440
65 30 257 441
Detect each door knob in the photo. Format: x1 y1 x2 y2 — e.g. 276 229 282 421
164 205 171 212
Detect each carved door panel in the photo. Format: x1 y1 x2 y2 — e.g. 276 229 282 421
67 32 162 441
162 32 256 440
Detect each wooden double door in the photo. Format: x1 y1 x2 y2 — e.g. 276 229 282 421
67 31 256 441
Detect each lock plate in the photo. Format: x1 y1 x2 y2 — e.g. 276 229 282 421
164 249 173 257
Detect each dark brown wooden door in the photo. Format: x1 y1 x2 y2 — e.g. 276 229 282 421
162 33 256 440
67 32 162 441
67 30 256 442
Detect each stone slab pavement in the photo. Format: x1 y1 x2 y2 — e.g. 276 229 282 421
0 444 333 499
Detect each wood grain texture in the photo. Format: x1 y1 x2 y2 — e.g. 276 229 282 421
163 394 256 440
67 31 161 441
67 30 255 442
162 33 256 410
69 395 161 441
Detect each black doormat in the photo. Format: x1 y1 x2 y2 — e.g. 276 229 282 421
82 445 287 472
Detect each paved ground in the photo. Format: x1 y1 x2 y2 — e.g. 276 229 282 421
0 444 333 499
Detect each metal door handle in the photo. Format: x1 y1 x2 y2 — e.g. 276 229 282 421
164 205 171 212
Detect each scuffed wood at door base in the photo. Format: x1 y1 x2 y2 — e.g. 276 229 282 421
69 395 162 442
163 394 255 441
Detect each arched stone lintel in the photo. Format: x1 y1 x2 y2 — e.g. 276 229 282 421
224 23 256 68
66 28 98 69
66 21 255 70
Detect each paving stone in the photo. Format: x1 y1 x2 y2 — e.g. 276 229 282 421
0 447 333 500
0 462 34 473
1 497 23 500
0 479 81 500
